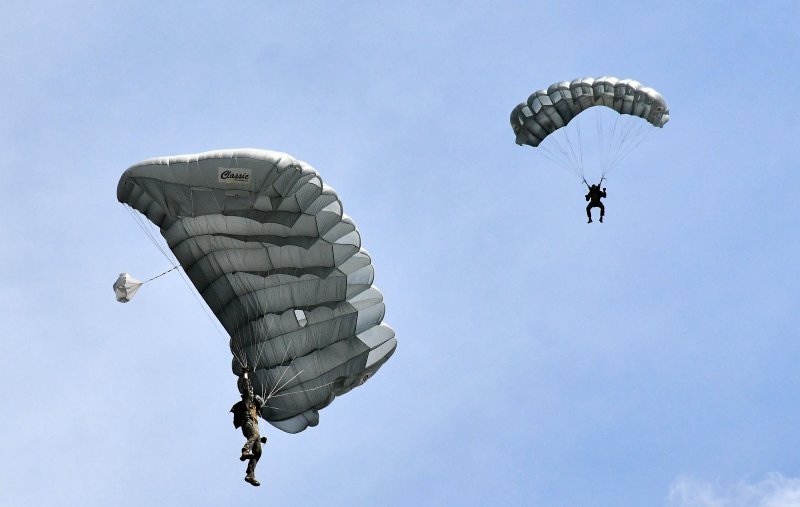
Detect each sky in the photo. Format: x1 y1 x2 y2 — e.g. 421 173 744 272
2 1 799 505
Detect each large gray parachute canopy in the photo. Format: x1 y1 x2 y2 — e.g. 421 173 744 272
510 76 670 147
117 149 396 433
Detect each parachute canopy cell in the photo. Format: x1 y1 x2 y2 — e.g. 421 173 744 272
510 76 670 148
114 273 143 303
117 149 396 433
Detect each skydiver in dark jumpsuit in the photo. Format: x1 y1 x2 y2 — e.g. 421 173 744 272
585 184 607 223
231 370 267 486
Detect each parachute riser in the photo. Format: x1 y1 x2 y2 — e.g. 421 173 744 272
582 176 607 189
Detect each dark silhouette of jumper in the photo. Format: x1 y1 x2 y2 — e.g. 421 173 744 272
585 184 607 223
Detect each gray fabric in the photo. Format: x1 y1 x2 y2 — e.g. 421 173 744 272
510 76 670 147
118 149 396 433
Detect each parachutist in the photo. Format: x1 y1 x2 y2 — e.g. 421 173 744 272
585 184 607 223
231 370 266 487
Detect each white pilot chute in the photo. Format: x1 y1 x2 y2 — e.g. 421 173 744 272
113 272 143 303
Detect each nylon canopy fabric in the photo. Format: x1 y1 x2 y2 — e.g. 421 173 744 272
117 149 396 433
113 272 143 303
510 76 670 148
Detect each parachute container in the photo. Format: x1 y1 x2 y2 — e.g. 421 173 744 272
117 149 396 433
113 273 143 303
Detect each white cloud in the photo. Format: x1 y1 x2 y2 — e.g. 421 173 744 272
669 473 800 507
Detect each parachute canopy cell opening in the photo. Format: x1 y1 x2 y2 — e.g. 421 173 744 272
117 149 396 433
510 76 669 183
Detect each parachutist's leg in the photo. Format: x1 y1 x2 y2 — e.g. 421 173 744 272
245 439 262 486
241 421 259 460
598 202 605 223
586 203 593 223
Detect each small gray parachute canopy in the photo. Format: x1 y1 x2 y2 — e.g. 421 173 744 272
510 76 669 148
117 149 396 433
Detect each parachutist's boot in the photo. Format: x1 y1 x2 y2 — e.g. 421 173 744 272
245 475 261 487
587 218 592 223
599 215 603 223
260 437 267 444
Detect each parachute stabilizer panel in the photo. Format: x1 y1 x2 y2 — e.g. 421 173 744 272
117 149 396 433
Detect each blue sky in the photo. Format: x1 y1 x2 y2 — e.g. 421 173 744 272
2 1 799 505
